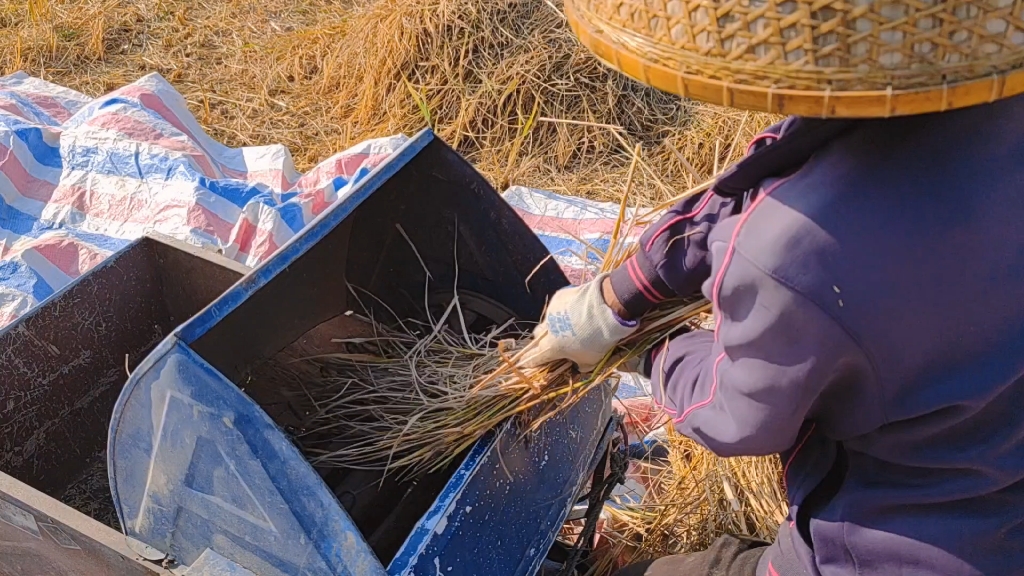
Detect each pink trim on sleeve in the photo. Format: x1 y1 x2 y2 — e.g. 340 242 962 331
671 176 793 426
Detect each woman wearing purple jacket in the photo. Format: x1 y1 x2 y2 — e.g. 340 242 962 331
525 2 1024 575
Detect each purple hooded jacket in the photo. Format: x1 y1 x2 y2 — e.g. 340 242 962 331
608 96 1024 575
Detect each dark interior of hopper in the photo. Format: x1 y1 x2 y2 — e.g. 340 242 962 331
187 138 568 564
238 288 515 564
0 235 247 532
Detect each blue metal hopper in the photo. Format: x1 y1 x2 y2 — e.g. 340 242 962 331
107 130 616 576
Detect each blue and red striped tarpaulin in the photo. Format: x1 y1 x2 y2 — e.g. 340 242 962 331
1 74 664 548
0 71 650 400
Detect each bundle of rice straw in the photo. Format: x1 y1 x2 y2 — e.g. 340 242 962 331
295 293 709 478
293 172 711 477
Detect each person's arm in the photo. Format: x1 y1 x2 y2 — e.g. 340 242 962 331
647 233 879 456
520 190 750 370
607 119 793 320
523 121 789 370
606 190 745 320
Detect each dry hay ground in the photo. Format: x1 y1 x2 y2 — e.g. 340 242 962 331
590 429 787 571
0 0 776 204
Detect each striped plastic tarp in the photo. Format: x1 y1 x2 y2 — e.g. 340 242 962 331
501 186 642 286
1 74 660 544
0 71 651 399
0 72 404 328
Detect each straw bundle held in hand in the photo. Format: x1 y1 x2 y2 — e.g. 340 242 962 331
293 162 716 478
293 294 709 478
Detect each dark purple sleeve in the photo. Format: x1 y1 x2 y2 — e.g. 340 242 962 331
608 190 745 319
647 240 875 457
606 121 790 319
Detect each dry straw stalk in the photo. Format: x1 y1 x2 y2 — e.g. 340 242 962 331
584 429 785 574
294 290 710 478
1 0 775 205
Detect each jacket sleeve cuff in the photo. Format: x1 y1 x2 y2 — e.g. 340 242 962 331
608 252 675 319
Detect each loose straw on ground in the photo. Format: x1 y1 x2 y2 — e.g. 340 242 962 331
584 430 785 575
1 0 776 206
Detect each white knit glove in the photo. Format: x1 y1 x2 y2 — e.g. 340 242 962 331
521 274 637 372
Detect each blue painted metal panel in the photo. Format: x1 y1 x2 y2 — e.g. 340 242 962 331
107 128 615 575
108 338 385 576
388 383 615 576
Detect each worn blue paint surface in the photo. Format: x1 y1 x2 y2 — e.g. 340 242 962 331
388 386 615 576
108 339 384 576
184 548 258 575
107 129 614 575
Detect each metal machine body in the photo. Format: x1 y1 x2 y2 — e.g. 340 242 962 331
0 233 249 575
104 130 615 575
0 130 614 575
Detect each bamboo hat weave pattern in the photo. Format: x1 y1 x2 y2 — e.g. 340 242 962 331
565 0 1024 117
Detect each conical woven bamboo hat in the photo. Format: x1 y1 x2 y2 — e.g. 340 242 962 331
565 0 1024 118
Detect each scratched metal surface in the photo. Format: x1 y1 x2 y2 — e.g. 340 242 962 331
0 236 244 511
0 240 167 496
388 384 615 576
0 498 154 576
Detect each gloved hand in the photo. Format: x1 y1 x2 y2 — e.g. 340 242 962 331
521 273 638 372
